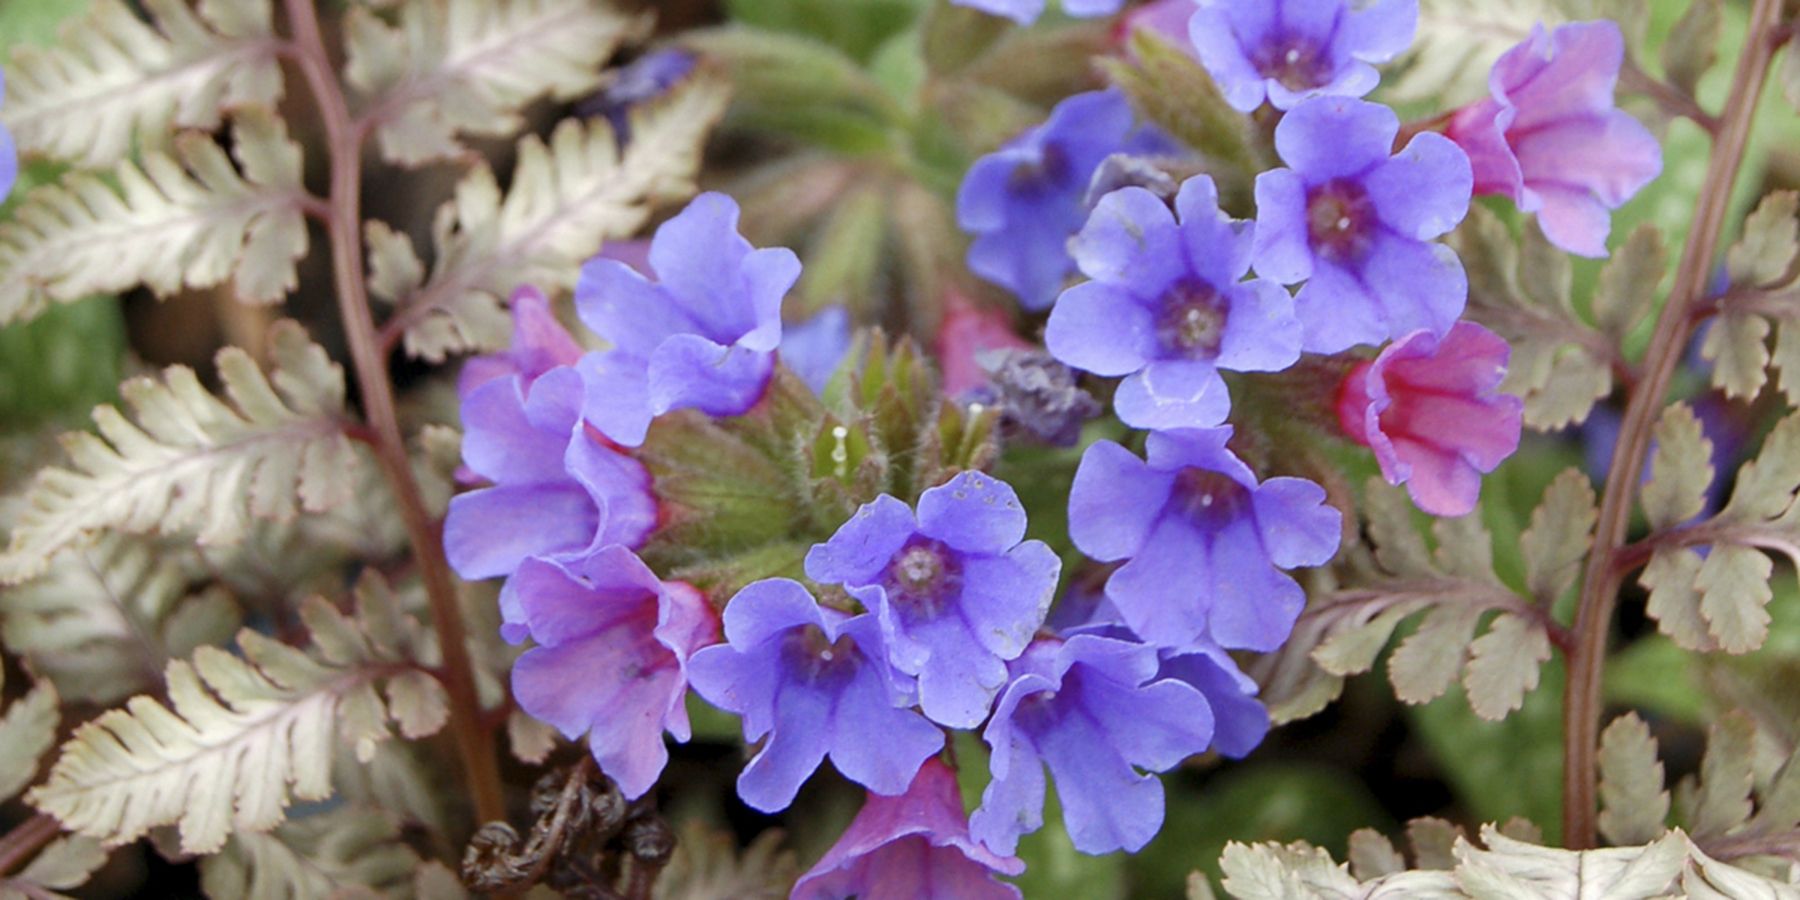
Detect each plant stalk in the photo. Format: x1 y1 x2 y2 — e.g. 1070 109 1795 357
0 815 60 879
282 0 505 827
1561 0 1785 849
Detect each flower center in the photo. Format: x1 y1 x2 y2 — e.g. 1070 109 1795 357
884 538 962 618
782 624 862 684
1305 180 1377 264
1156 280 1229 358
1253 36 1328 92
1173 467 1250 527
1008 144 1071 196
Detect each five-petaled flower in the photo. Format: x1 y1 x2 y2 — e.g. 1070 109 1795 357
687 578 945 812
1337 321 1524 517
806 471 1061 729
957 90 1170 312
1068 427 1340 650
1047 175 1302 431
509 545 717 800
1190 0 1418 113
573 192 800 447
969 634 1216 855
1252 96 1473 354
793 758 1025 900
1444 20 1662 257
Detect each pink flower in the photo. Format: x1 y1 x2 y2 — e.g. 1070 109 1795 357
1444 21 1661 258
1336 322 1523 517
935 292 1030 397
793 758 1025 899
457 285 584 398
1116 0 1196 57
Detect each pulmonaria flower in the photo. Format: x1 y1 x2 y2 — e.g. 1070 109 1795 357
1336 322 1523 517
1444 21 1661 257
973 349 1102 447
969 635 1215 855
574 192 800 447
781 305 854 394
1067 427 1340 650
1253 97 1472 354
937 293 1031 397
957 90 1169 311
1156 640 1270 758
687 578 944 812
456 285 584 398
805 471 1060 728
0 71 14 200
580 49 697 143
952 0 1122 26
793 759 1025 900
1119 0 1199 56
1046 176 1301 431
509 546 717 799
1189 0 1418 112
443 366 657 614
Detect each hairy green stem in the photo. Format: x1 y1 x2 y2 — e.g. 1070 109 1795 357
0 815 60 879
1561 0 1786 849
282 0 506 828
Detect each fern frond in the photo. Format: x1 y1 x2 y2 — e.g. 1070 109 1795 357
345 0 651 166
1383 0 1560 105
0 535 239 704
0 669 59 802
0 0 284 168
0 322 364 585
199 807 420 900
0 111 310 327
28 579 448 854
385 77 730 361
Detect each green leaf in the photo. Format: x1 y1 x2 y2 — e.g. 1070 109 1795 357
0 0 284 168
920 0 1008 74
724 0 925 63
345 0 649 167
1591 225 1666 340
1463 614 1552 721
1660 0 1721 97
0 110 309 326
1699 311 1770 400
1598 713 1671 846
1518 468 1595 603
1409 658 1566 842
0 295 125 429
27 575 443 854
1102 30 1257 175
0 322 365 584
1688 712 1755 840
1782 37 1800 113
1694 544 1773 654
1724 191 1798 288
1641 403 1714 530
389 78 728 361
11 835 107 893
682 26 900 153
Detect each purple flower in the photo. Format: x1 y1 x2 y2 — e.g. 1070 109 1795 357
1252 96 1472 354
444 366 657 617
952 0 1123 26
781 305 854 394
687 578 945 812
509 546 717 799
794 759 1025 900
806 472 1060 728
1156 641 1270 758
1046 175 1301 431
574 192 801 446
1445 21 1661 258
969 635 1215 855
1120 0 1200 58
1336 322 1522 517
957 90 1170 311
0 71 14 201
580 49 697 144
457 285 584 399
1189 0 1418 112
1067 427 1340 650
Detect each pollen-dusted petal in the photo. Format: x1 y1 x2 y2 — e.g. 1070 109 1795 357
917 471 1029 555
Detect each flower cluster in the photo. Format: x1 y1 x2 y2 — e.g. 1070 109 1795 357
448 2 1661 893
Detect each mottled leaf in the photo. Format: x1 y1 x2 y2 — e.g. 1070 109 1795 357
1598 713 1671 846
1641 547 1720 652
1700 312 1770 400
1463 614 1552 720
1694 544 1773 654
1348 829 1405 880
1688 712 1756 841
1591 225 1666 340
0 677 58 802
1642 404 1715 530
199 808 418 899
1406 817 1463 870
1519 468 1596 603
1390 605 1484 705
1725 191 1798 288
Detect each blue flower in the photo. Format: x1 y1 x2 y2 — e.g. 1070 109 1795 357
952 0 1124 26
508 545 716 799
686 578 944 813
780 305 853 394
1046 175 1301 431
1252 96 1472 354
806 471 1061 728
956 90 1169 312
1067 427 1340 650
0 70 15 201
969 634 1215 855
1189 0 1418 112
574 192 801 446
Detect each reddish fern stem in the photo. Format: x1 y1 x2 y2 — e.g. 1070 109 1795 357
281 0 505 827
1561 0 1786 850
0 815 60 879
